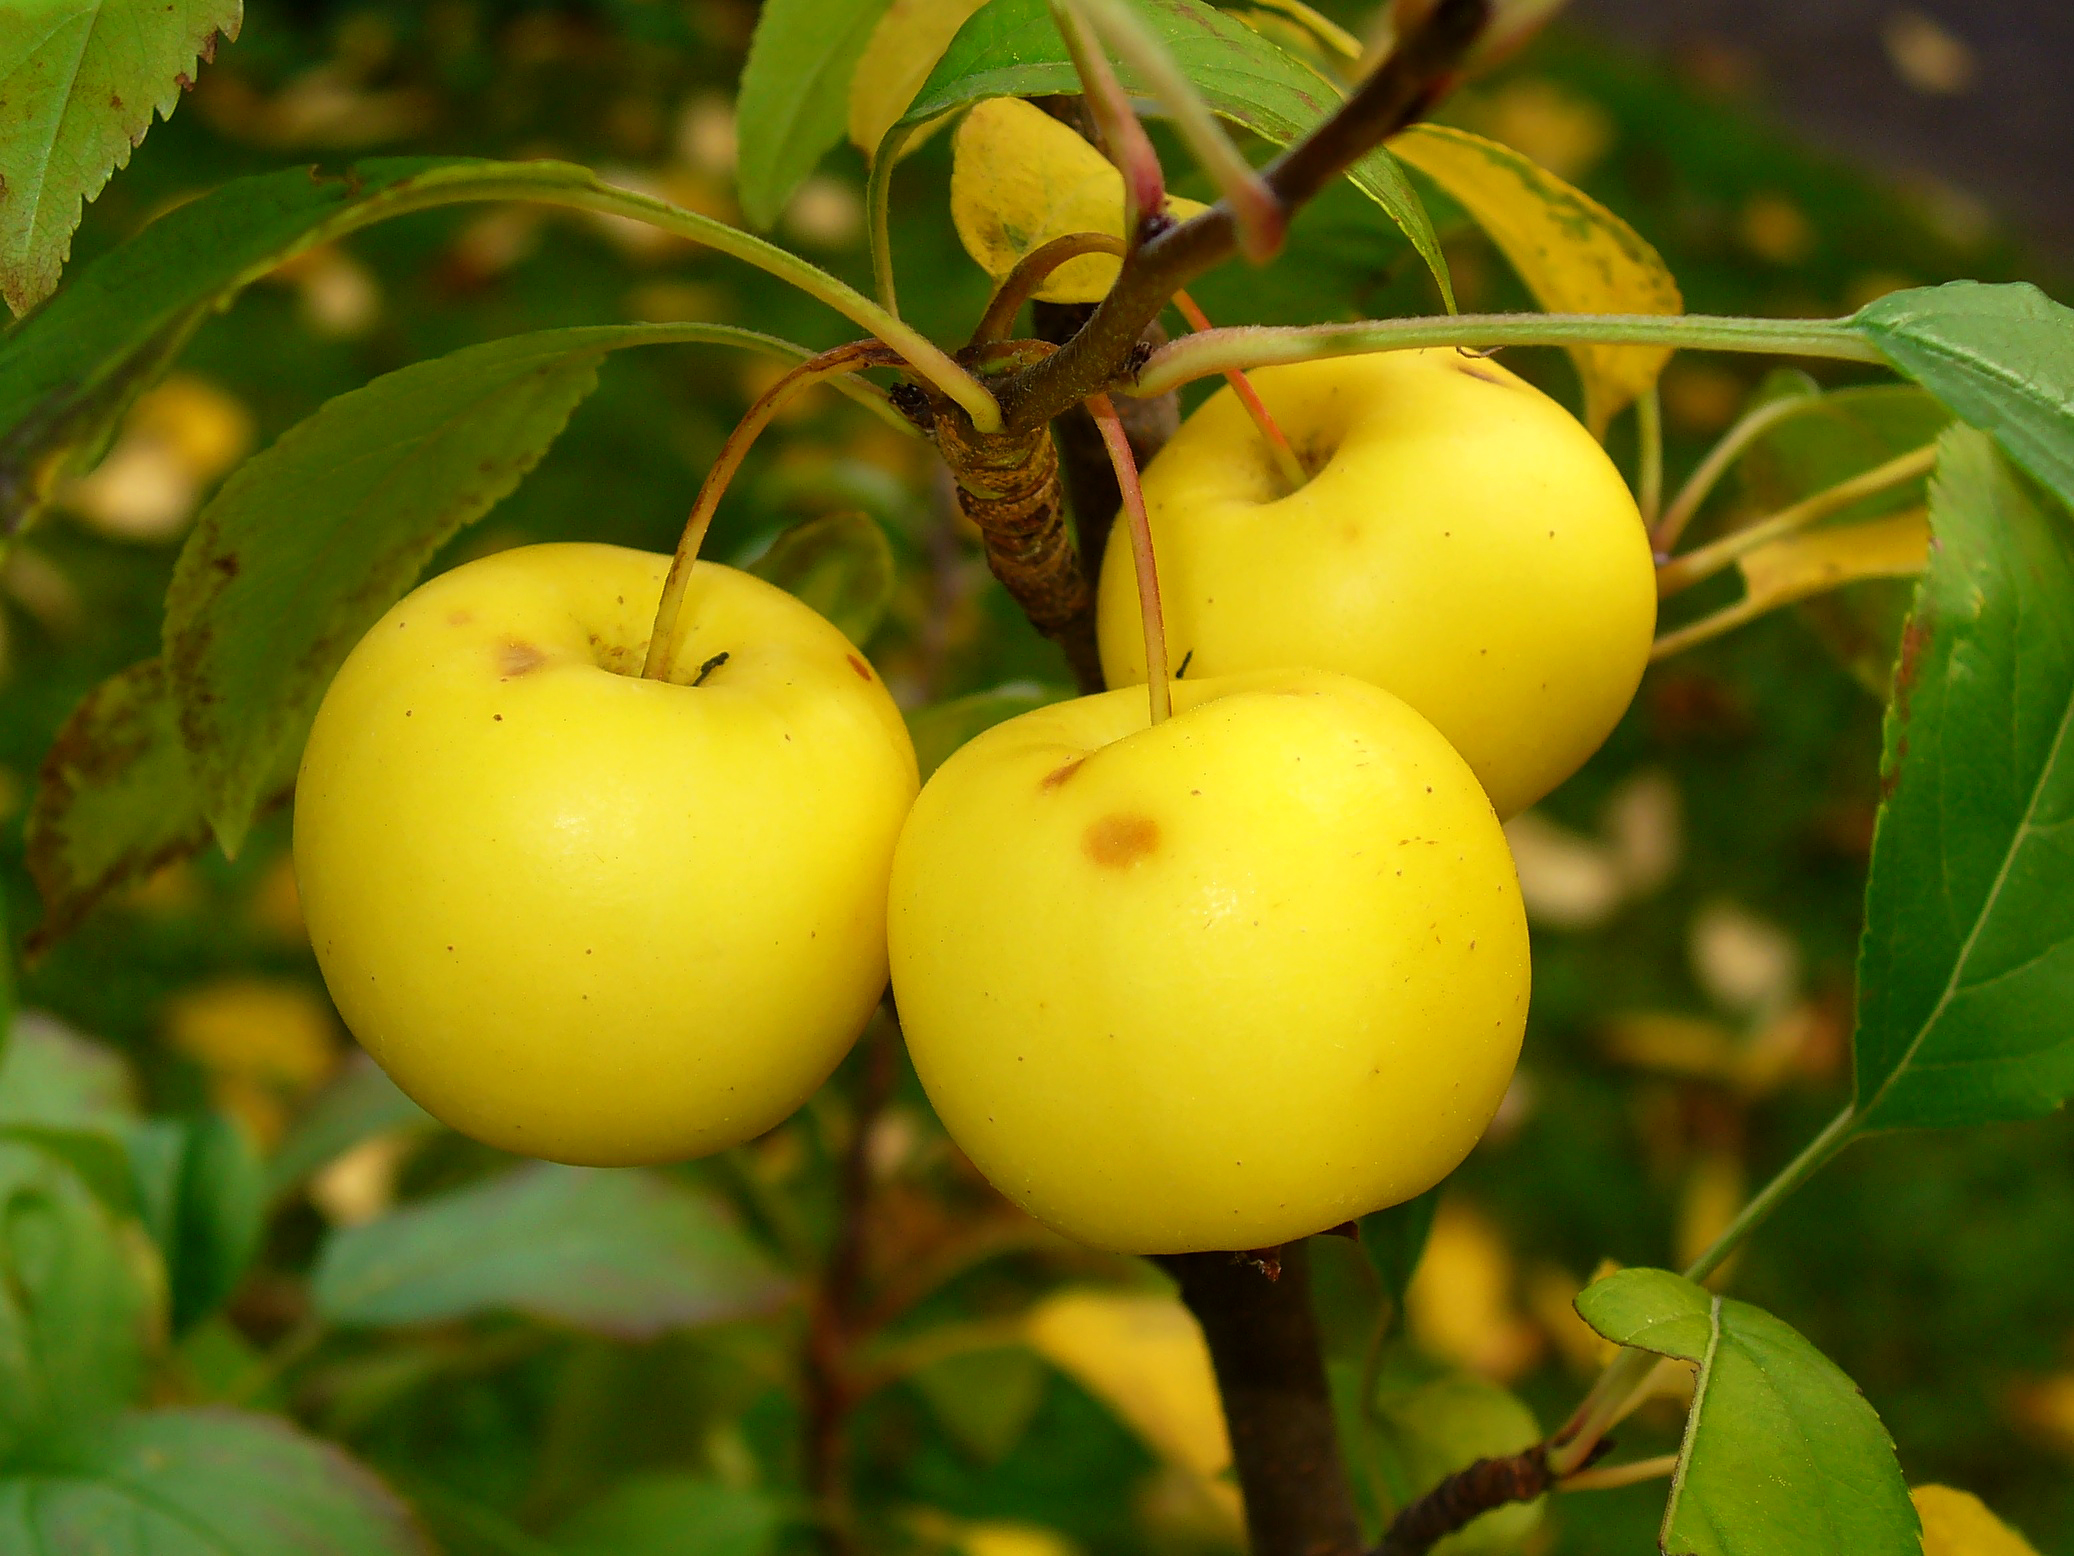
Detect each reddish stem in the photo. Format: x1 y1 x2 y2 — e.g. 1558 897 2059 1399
1087 392 1171 725
1170 290 1308 492
642 341 896 680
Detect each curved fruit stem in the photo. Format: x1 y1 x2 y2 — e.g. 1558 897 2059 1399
1133 312 1885 398
1089 392 1171 725
1654 443 1937 598
1558 1453 1679 1494
866 122 917 316
1654 388 1826 552
1170 290 1308 494
972 232 1128 346
642 341 898 681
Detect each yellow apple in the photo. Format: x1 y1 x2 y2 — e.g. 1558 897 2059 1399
1096 349 1657 818
888 669 1529 1254
294 542 919 1166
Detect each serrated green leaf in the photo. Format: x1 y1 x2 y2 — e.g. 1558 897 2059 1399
311 1163 791 1337
0 2 242 315
125 1114 265 1335
906 682 1072 781
747 510 896 645
161 322 844 858
0 1138 161 1462
1853 282 2074 517
1576 1268 1918 1556
267 1055 439 1205
901 0 1450 306
736 0 896 229
1852 427 2074 1129
554 1474 782 1556
0 1407 430 1554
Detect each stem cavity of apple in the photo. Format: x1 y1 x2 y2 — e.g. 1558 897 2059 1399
1170 290 1310 495
642 341 896 683
1088 392 1172 727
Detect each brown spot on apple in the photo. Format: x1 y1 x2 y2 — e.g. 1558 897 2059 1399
847 654 872 681
1083 813 1159 868
497 640 547 678
1041 758 1086 790
448 610 473 626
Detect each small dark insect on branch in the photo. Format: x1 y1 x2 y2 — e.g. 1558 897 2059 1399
690 651 729 687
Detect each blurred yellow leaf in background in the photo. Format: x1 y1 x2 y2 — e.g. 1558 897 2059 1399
61 376 253 543
1405 1200 1544 1382
1912 1485 2041 1556
957 1522 1085 1556
1389 122 1681 433
849 0 993 159
950 98 1207 305
163 978 341 1146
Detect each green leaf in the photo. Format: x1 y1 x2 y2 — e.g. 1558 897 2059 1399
0 1014 138 1130
1358 1185 1440 1309
0 2 241 315
311 1163 792 1337
21 658 290 951
553 1473 782 1556
1366 1367 1542 1556
1852 427 2074 1129
267 1055 439 1205
162 322 845 858
124 1114 265 1335
906 682 1072 782
0 1138 161 1462
902 0 1451 306
1738 384 1952 694
736 0 896 229
910 1345 1049 1462
747 510 897 645
1853 282 2074 518
1576 1268 1918 1556
0 1407 430 1554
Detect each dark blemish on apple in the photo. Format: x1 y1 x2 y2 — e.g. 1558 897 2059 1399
493 714 503 721
1041 758 1085 790
1083 813 1159 868
449 610 473 626
1458 364 1508 387
1174 649 1194 678
847 654 872 681
692 651 730 687
497 639 547 677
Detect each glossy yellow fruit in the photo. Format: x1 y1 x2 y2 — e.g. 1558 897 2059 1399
888 669 1529 1253
294 543 918 1166
1096 349 1656 818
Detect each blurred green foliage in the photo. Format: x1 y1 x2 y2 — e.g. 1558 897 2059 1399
2 1 2070 1553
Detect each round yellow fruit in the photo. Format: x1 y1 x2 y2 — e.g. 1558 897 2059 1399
1096 349 1657 818
294 542 919 1166
888 669 1530 1254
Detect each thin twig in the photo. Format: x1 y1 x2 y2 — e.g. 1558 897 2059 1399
1636 384 1663 528
1050 0 1168 235
972 232 1127 346
1654 444 1936 598
1654 388 1822 551
1171 290 1307 492
1559 1453 1679 1493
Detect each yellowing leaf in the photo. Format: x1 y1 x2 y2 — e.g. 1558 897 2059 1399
1025 1289 1230 1480
1912 1486 2040 1556
959 1523 1084 1556
1738 507 1932 613
1404 1200 1544 1382
163 978 341 1145
950 98 1207 305
60 375 254 543
1389 122 1681 433
848 0 993 158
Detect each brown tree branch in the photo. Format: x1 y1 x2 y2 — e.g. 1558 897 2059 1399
1160 1245 1365 1556
990 0 1491 433
1373 1446 1553 1556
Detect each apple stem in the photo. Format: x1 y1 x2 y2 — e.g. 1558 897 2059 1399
1171 290 1309 494
642 341 897 682
1653 388 1826 552
1088 392 1172 726
971 232 1127 348
1051 0 1169 238
1635 383 1663 527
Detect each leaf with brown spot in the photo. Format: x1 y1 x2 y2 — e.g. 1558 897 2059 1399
0 1 243 315
23 658 296 952
162 322 843 857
